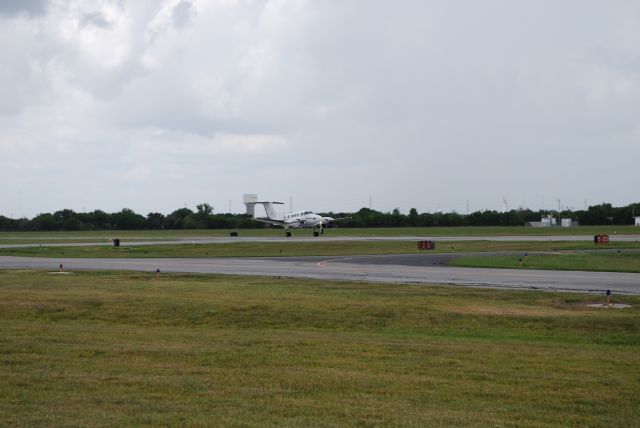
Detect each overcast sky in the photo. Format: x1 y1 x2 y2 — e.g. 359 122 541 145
1 0 639 218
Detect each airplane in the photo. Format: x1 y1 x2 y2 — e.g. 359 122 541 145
246 201 349 237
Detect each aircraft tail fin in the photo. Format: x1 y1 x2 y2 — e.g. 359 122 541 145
245 201 284 219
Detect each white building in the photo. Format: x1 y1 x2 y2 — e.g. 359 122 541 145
635 216 640 226
528 215 557 228
243 194 258 216
541 215 557 227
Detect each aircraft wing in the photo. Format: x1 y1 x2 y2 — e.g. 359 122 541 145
254 217 303 228
322 216 351 222
321 216 351 227
253 217 287 227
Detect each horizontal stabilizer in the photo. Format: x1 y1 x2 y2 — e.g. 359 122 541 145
245 201 285 205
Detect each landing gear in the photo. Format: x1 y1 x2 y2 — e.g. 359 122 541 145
286 231 292 238
313 231 320 237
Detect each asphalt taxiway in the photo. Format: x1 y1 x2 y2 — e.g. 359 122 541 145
1 252 638 295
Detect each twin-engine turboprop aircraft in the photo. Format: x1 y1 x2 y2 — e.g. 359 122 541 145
246 201 347 237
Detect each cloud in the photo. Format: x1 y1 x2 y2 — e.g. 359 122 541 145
0 0 639 217
214 132 288 153
171 0 195 29
0 0 46 16
125 128 289 157
81 11 112 29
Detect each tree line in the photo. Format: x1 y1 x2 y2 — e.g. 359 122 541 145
336 202 639 228
0 202 638 231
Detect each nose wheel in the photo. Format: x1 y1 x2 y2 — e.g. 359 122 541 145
313 231 320 237
286 231 292 237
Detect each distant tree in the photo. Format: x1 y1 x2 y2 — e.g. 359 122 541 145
172 208 194 219
612 205 634 225
195 203 214 228
196 203 213 216
113 208 146 230
417 212 434 227
53 209 76 223
384 208 399 226
0 215 16 231
146 212 165 230
209 215 233 229
31 213 58 231
408 208 419 226
182 215 200 229
442 212 464 226
164 208 194 229
84 210 112 229
580 203 613 225
50 209 83 230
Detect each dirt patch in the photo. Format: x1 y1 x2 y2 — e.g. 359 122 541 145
586 303 632 309
560 299 633 309
446 305 578 317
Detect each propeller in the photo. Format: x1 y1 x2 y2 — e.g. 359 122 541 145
322 216 335 226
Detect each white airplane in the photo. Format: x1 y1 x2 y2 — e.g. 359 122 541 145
247 201 348 237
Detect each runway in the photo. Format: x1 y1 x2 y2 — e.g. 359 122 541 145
1 253 638 295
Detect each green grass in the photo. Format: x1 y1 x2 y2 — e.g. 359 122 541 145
1 225 639 244
451 252 640 273
0 270 639 426
1 239 639 259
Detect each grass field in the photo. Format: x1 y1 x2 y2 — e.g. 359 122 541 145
451 252 640 273
1 270 639 426
1 225 639 244
2 240 640 260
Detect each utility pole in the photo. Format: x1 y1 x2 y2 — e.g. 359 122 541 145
369 195 372 210
466 200 469 215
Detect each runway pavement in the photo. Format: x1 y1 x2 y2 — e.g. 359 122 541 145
1 253 638 295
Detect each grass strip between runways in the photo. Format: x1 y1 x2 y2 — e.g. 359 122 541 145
451 252 640 273
2 240 639 259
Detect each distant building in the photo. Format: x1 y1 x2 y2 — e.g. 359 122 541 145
527 215 557 228
243 194 258 216
635 216 640 226
541 215 557 227
561 218 574 227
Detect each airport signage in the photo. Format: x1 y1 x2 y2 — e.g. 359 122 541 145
594 234 609 244
417 240 436 250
